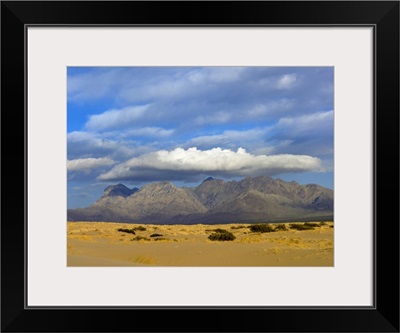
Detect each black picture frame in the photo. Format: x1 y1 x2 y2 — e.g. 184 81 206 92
1 1 399 332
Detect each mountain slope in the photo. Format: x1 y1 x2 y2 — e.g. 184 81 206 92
69 181 207 223
67 176 333 224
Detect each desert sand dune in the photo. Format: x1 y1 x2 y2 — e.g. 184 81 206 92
67 221 333 266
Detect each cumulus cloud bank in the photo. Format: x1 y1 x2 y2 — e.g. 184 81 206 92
98 147 323 181
67 157 115 172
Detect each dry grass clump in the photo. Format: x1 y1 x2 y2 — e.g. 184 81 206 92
274 224 288 231
208 229 236 241
249 224 275 233
289 222 319 231
150 233 163 237
133 226 147 231
205 228 228 233
117 228 136 235
131 236 150 241
231 225 248 230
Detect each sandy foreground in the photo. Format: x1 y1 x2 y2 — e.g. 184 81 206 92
67 221 333 266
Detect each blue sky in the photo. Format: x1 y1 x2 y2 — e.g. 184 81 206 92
67 67 334 208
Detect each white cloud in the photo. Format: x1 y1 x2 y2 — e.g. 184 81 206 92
85 105 150 131
120 67 246 103
277 110 333 135
279 110 333 126
193 112 231 126
263 110 333 157
67 131 140 160
119 127 174 138
277 74 298 89
251 140 294 155
247 99 293 117
188 67 245 83
98 147 323 181
67 157 115 172
187 128 271 149
258 74 298 90
67 131 93 141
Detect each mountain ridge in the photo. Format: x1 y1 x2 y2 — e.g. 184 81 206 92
67 176 333 224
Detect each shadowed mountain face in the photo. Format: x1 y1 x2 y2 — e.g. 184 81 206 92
102 184 139 198
67 176 333 224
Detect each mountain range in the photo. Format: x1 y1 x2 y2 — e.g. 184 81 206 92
67 176 333 224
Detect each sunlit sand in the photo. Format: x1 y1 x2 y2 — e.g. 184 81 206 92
67 221 334 266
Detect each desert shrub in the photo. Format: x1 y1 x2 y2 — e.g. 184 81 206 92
274 224 288 231
208 229 236 241
289 223 316 231
150 233 163 237
213 228 228 233
231 225 247 230
304 222 319 227
249 224 275 233
153 237 167 241
206 228 227 233
117 228 136 235
319 221 327 226
289 223 306 230
330 225 334 228
131 236 150 241
133 226 146 231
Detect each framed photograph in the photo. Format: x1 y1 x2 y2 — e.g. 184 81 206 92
2 1 399 332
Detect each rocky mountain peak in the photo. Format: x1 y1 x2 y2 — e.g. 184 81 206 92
102 183 138 198
203 177 215 182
